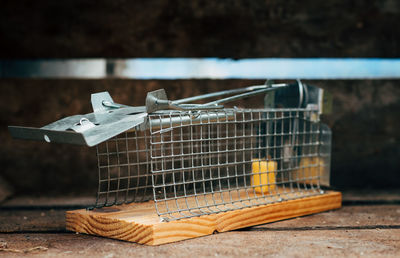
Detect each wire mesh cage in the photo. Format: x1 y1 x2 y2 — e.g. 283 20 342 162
9 81 332 223
93 107 331 221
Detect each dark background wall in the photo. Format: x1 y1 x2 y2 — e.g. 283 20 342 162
0 0 399 197
1 0 400 58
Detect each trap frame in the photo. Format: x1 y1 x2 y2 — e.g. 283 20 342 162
94 108 332 222
9 81 341 244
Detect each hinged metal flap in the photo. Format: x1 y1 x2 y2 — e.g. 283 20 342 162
9 109 147 147
9 83 330 147
9 92 148 147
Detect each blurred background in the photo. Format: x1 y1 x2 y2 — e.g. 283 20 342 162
0 0 399 200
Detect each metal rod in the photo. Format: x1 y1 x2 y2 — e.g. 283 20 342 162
173 83 288 105
204 85 287 106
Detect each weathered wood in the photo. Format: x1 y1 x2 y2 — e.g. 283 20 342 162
2 229 400 257
0 210 66 233
2 80 400 194
0 177 13 203
3 204 399 233
1 1 399 58
66 191 341 245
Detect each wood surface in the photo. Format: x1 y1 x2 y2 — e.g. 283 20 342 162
3 192 399 256
66 191 342 245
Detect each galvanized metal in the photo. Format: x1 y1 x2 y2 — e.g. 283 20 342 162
148 109 330 221
8 83 294 146
9 81 332 222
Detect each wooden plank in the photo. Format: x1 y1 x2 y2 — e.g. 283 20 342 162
66 191 341 245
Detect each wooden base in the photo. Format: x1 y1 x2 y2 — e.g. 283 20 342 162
66 191 342 245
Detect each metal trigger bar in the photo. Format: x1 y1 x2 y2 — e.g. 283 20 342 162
146 82 290 113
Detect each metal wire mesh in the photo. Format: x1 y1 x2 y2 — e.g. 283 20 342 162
149 108 331 221
93 127 153 208
92 108 331 222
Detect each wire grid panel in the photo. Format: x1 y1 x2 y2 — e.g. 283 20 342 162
93 126 153 208
149 109 328 221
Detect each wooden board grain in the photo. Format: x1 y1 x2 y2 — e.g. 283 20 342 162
66 191 341 245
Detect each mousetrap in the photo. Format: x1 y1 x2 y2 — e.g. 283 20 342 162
9 81 341 245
